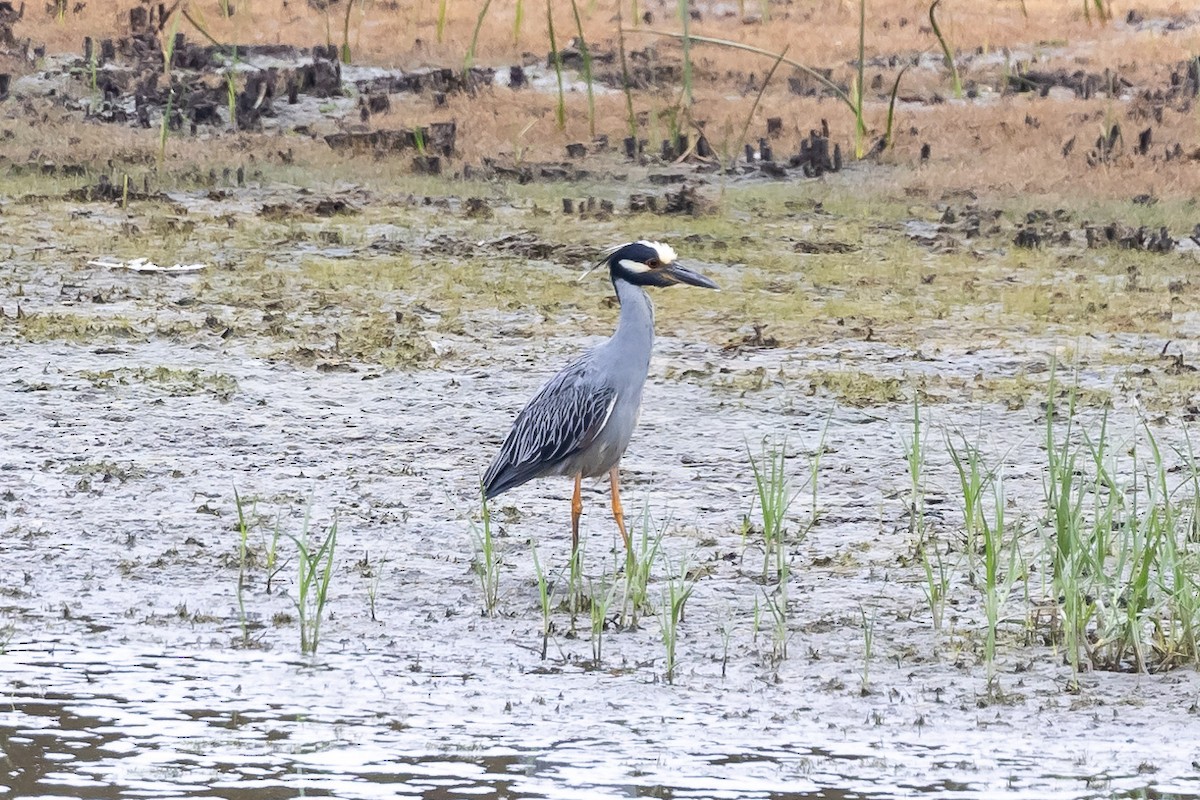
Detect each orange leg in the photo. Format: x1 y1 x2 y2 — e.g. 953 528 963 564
571 473 583 555
609 466 631 552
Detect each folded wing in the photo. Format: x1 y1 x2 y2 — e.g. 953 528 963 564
483 363 617 498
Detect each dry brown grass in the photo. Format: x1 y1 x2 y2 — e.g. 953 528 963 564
11 0 1197 74
1 1 1198 201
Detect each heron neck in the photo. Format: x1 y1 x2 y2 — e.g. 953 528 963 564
611 275 655 355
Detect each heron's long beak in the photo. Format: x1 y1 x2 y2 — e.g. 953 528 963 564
664 263 720 290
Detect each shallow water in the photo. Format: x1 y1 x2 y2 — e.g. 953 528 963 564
6 639 1200 799
4 325 1200 799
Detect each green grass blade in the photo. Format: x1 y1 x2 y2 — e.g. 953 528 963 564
732 45 788 169
677 0 693 108
513 0 525 44
568 0 596 136
854 0 866 158
928 0 963 99
547 0 566 130
465 0 494 74
436 0 449 43
617 12 638 140
340 0 355 63
882 64 911 150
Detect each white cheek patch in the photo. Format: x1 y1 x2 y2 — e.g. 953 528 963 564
619 258 653 273
637 240 678 264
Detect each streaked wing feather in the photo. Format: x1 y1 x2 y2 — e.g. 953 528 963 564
484 363 616 497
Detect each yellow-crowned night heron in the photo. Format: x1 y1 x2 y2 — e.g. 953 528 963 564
483 240 719 553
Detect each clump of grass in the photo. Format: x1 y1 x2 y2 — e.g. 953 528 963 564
945 422 1031 679
589 577 619 665
510 119 537 168
810 371 905 407
859 605 875 695
365 555 381 622
1043 369 1089 679
946 431 987 578
470 489 501 617
1040 365 1200 678
1161 430 1200 666
762 587 789 665
921 545 951 630
745 429 825 667
81 366 238 400
291 508 338 655
748 435 798 585
806 416 830 531
718 602 735 678
228 489 284 646
225 57 238 131
657 551 694 684
532 541 553 659
234 488 253 646
565 535 586 629
751 593 762 648
262 515 284 594
950 428 1029 675
87 38 98 96
979 461 1019 682
902 392 928 549
622 502 664 627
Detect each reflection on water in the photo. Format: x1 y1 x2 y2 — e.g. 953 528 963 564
2 641 1197 800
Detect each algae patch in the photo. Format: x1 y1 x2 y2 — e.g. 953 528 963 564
80 366 239 400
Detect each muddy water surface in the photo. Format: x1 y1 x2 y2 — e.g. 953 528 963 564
2 186 1200 799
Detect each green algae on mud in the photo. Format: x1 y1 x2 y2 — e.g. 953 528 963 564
79 366 240 400
3 165 1197 356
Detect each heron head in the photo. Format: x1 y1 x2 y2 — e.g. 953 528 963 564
598 240 720 290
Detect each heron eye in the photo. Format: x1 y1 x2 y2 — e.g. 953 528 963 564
646 258 660 269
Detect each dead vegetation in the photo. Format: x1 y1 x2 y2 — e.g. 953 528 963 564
0 0 1195 200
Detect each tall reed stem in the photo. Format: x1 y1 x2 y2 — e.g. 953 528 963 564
929 0 963 98
569 0 596 136
547 0 566 129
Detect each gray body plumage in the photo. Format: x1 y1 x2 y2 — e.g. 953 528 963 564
484 278 654 498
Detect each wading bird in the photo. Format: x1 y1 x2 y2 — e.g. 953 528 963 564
482 240 719 554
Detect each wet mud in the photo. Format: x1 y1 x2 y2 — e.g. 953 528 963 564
2 7 1200 800
2 179 1200 798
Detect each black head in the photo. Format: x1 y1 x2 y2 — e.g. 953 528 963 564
602 240 719 290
